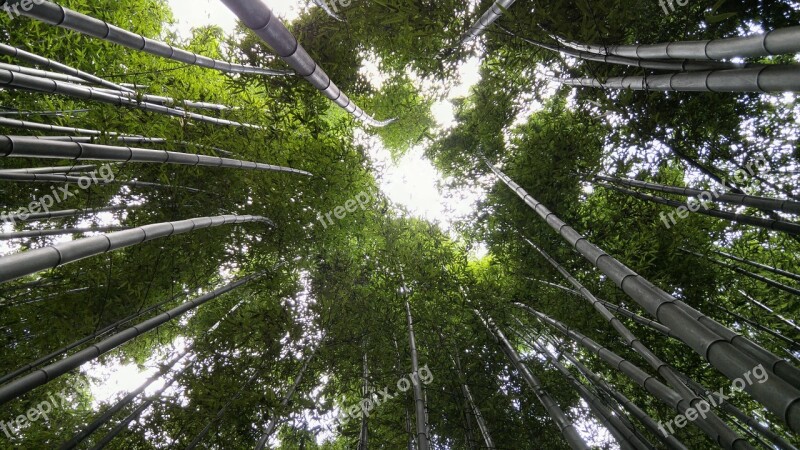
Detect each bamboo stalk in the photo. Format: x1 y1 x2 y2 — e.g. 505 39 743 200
680 249 800 297
0 62 87 84
0 215 274 284
551 66 800 93
712 250 800 284
597 182 800 235
0 272 266 405
485 161 800 432
0 70 266 129
0 136 311 176
219 0 393 127
16 2 292 77
460 0 517 45
0 226 129 240
597 175 800 215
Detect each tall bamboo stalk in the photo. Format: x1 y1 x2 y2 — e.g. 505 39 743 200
254 345 319 449
460 0 517 44
681 249 800 297
597 182 800 235
0 43 134 92
0 136 311 176
0 164 98 174
523 237 749 449
485 161 800 432
477 311 589 450
712 250 800 284
358 352 369 450
557 27 800 60
404 300 431 450
0 272 265 405
219 0 392 127
0 70 265 129
0 215 273 283
738 290 800 334
552 66 800 93
0 62 88 84
452 349 495 449
15 2 291 77
0 205 130 224
0 226 129 240
597 175 800 215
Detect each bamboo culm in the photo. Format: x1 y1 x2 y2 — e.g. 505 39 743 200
0 226 129 240
0 272 266 405
460 0 517 45
15 2 291 77
0 136 312 176
596 175 800 215
597 182 800 235
680 249 800 297
0 215 273 283
551 66 800 93
0 70 265 129
486 161 800 432
478 311 589 450
404 300 431 450
219 0 393 127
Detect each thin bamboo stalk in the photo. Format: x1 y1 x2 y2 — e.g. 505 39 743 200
0 226 129 240
712 251 800 284
477 311 589 450
16 2 291 77
738 290 800 334
0 70 265 129
557 27 800 60
219 0 392 127
0 136 311 176
598 182 800 235
551 66 800 93
485 161 800 432
597 175 800 215
0 205 130 224
0 272 265 405
0 164 97 174
452 349 495 449
680 249 800 297
0 62 87 84
404 299 431 450
460 0 517 45
0 215 273 283
0 43 134 92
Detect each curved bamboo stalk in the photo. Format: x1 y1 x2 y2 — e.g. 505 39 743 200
557 27 800 60
460 0 517 44
485 161 800 433
554 347 688 450
0 215 273 284
0 272 265 405
495 24 745 72
0 70 266 129
551 66 800 92
519 304 752 450
219 0 392 127
0 62 87 84
597 175 800 215
738 290 800 334
0 282 205 385
0 206 130 224
712 250 800 284
511 327 648 450
0 136 311 176
477 311 589 450
523 238 749 450
0 43 134 92
680 249 800 297
311 0 342 21
16 2 291 77
597 182 800 235
0 226 129 240
59 350 190 449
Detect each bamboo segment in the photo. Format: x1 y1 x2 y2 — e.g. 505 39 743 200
0 215 273 284
0 136 312 176
552 66 800 92
597 183 800 235
0 62 88 84
0 43 134 92
15 2 291 77
0 272 265 405
597 175 800 215
0 70 265 129
486 161 800 433
0 226 129 240
0 206 128 224
219 0 393 127
0 164 98 174
565 26 800 60
460 0 517 45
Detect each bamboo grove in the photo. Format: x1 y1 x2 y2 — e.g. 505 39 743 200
0 0 798 448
